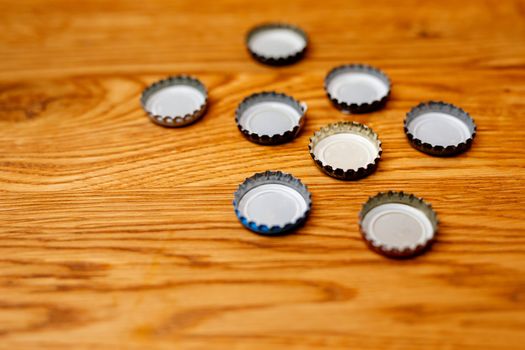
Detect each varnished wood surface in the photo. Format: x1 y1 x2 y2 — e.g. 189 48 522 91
1 0 525 349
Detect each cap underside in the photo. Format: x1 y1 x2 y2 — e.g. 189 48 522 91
145 85 205 117
237 183 308 227
327 72 389 104
248 28 306 58
238 101 301 136
406 112 472 147
361 203 434 249
313 133 379 171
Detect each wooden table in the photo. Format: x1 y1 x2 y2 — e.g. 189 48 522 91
1 0 524 348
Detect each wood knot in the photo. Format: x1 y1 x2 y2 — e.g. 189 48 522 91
0 79 100 122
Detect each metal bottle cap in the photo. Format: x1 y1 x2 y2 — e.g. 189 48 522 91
325 64 391 113
359 191 439 259
236 92 307 145
233 170 312 235
309 121 382 180
246 23 308 66
404 101 477 156
141 76 208 127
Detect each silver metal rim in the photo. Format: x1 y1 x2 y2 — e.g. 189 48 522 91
359 191 439 258
308 121 382 180
324 64 391 113
233 170 312 235
235 91 307 145
140 75 208 127
246 23 308 66
404 101 477 156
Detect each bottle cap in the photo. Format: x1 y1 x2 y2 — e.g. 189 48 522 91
233 171 312 235
141 76 208 127
308 121 382 180
359 191 439 259
236 92 307 145
324 64 391 113
246 23 308 66
404 101 476 156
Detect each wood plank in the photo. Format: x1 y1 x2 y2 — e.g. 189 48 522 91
0 0 524 349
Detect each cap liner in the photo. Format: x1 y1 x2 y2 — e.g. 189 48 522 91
249 28 306 58
145 86 204 117
238 184 307 227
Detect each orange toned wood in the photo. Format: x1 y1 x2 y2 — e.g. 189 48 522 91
0 0 524 349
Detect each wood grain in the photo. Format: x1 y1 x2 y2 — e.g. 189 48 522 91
1 0 525 349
